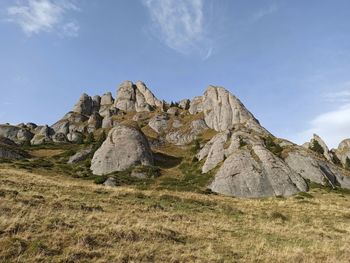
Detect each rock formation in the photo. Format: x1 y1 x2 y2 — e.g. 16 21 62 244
90 124 153 175
0 137 28 159
114 81 162 112
335 139 350 166
0 125 33 144
2 80 350 198
68 146 93 164
202 86 265 133
303 134 333 162
73 93 93 116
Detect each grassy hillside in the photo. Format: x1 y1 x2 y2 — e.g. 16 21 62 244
0 165 350 262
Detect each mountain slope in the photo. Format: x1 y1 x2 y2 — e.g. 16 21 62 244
0 167 350 262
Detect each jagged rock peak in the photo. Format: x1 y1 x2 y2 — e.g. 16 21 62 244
73 93 93 116
201 85 263 133
335 138 350 166
114 80 163 112
303 134 333 162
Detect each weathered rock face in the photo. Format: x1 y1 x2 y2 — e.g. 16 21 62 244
209 147 308 198
99 92 115 117
179 99 190 110
68 146 93 164
135 81 163 108
67 132 83 144
202 86 261 132
167 107 179 115
52 133 67 143
148 114 169 134
73 93 93 116
31 125 54 145
188 96 203 115
198 127 310 197
0 137 28 159
335 139 350 166
0 125 33 144
92 95 101 113
284 148 350 189
166 119 208 146
90 124 153 175
87 112 103 133
101 114 114 129
199 131 231 173
114 81 162 112
304 134 333 162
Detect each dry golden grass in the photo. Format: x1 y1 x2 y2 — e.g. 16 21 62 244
0 167 350 263
29 149 65 158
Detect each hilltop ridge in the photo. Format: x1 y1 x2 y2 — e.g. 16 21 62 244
1 81 350 198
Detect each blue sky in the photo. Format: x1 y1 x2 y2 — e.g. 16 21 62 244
0 0 350 148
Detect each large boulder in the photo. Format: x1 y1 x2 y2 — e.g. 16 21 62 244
90 124 153 175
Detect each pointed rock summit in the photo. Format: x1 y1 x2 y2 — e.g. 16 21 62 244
114 81 163 112
202 86 261 132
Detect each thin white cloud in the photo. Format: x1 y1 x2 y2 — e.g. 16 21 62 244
290 81 350 149
292 104 350 149
60 21 79 37
142 0 212 58
323 82 350 103
6 0 79 37
251 4 279 22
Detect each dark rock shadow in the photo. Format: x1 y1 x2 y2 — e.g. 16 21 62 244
153 152 182 169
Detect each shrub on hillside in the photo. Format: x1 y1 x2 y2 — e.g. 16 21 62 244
263 136 283 158
309 140 324 155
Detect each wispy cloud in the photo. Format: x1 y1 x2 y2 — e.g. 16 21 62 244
323 82 350 103
142 0 212 58
251 4 279 22
291 81 350 148
293 104 350 149
6 0 80 37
